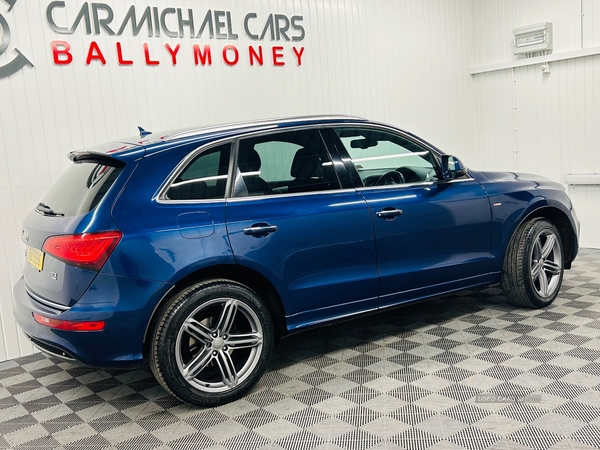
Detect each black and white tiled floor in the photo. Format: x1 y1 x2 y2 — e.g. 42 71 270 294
1 249 600 450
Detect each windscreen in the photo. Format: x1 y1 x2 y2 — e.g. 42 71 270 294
39 162 122 217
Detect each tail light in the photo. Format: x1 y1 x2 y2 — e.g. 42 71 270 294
33 313 105 331
42 231 122 271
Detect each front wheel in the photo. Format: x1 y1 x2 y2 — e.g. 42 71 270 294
502 218 564 308
150 279 274 406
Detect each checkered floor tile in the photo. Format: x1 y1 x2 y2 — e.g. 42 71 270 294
1 249 600 450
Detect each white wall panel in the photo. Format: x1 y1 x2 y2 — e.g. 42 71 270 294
0 0 477 359
569 185 600 248
474 0 584 66
471 1 600 249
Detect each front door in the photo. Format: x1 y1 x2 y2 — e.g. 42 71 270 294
331 126 492 308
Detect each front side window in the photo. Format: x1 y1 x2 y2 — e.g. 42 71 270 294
235 129 340 196
334 127 439 187
166 144 231 200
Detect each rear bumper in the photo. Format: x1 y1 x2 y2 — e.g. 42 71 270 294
13 275 171 368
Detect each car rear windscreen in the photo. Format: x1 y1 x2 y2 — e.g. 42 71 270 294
39 162 122 217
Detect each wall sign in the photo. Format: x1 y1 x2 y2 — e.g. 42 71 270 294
0 0 34 79
47 2 306 67
0 1 306 79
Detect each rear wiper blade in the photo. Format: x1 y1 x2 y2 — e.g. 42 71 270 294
36 202 64 217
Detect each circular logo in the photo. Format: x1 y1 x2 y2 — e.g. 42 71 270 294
0 14 11 56
0 1 34 79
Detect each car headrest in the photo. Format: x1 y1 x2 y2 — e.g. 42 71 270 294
238 148 261 173
291 147 323 179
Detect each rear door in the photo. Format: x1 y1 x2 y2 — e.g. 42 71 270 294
331 126 492 308
225 127 378 331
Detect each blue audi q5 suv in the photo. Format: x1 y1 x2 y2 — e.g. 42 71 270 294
13 116 579 406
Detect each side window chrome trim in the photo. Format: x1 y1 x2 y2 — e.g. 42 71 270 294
352 151 430 163
170 174 228 187
227 187 357 202
157 198 227 205
357 182 435 191
444 177 475 183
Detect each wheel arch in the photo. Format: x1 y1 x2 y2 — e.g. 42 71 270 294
143 264 288 355
503 205 577 271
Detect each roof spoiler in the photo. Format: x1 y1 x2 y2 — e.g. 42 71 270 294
69 150 126 168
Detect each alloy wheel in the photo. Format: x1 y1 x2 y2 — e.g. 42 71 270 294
175 298 264 393
529 229 563 298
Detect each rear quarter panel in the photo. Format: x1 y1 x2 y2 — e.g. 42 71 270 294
108 140 236 284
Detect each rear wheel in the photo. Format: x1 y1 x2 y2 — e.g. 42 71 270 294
150 279 274 406
502 218 564 308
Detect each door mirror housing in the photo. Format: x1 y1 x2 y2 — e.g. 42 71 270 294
441 155 467 180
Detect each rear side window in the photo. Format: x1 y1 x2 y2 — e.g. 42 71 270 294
166 144 231 201
235 129 341 196
40 162 122 217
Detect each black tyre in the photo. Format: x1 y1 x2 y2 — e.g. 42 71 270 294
150 279 274 406
502 218 564 308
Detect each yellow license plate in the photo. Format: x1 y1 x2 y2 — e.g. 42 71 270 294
27 246 45 271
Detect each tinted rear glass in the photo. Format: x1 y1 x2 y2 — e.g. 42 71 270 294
40 162 122 217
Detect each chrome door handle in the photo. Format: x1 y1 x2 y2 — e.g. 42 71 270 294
243 224 278 237
376 208 403 220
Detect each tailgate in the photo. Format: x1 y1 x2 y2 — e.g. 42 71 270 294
21 145 138 309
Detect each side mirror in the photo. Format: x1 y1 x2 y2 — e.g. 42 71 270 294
441 155 467 180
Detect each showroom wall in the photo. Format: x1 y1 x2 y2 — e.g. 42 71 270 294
0 0 478 359
469 0 600 248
